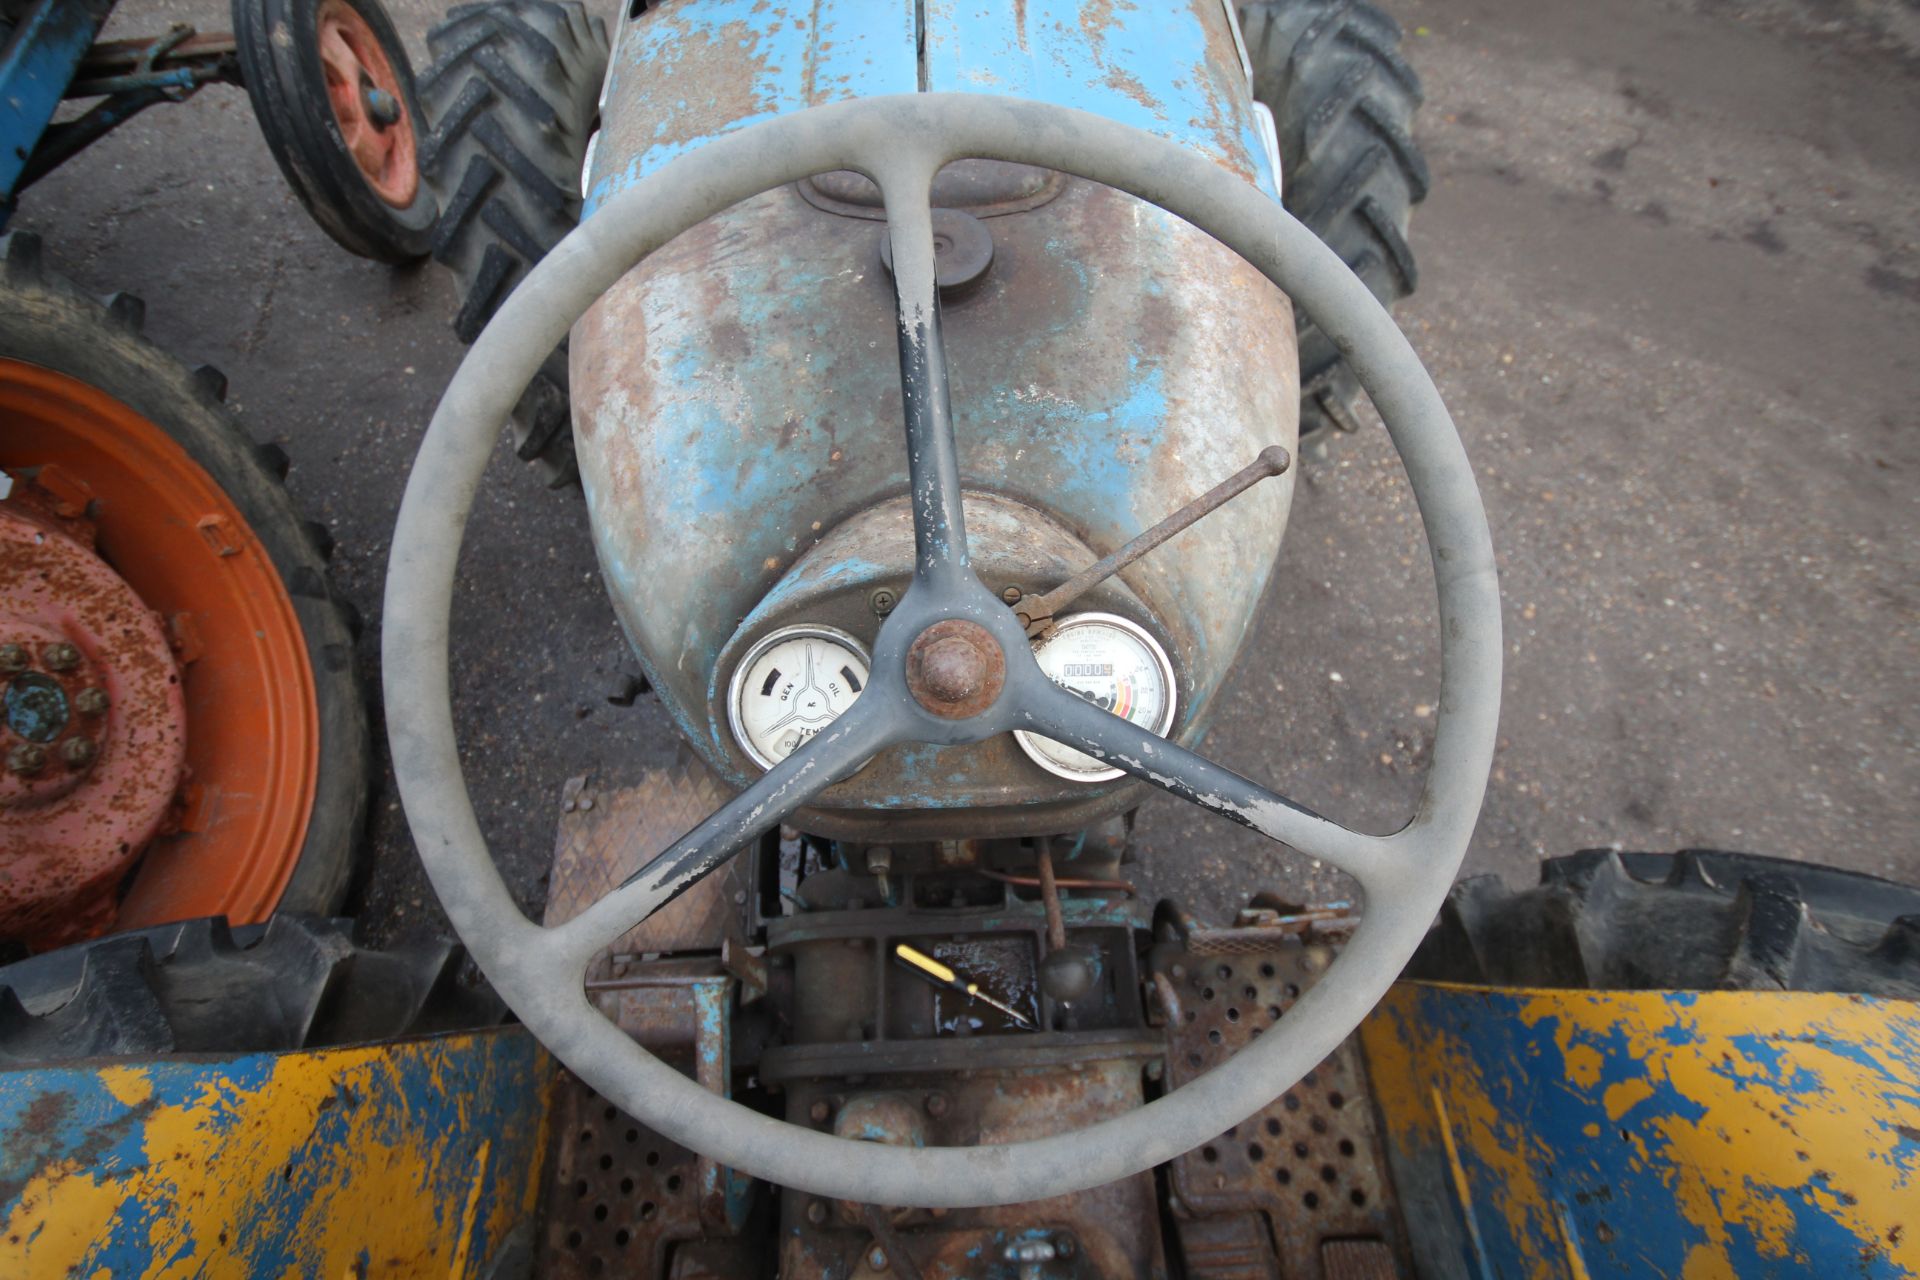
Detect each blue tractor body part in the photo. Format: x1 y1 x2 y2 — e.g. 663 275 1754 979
571 0 1298 839
0 0 115 216
0 0 246 226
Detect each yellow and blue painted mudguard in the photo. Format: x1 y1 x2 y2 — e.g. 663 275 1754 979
0 1028 554 1278
1363 984 1920 1278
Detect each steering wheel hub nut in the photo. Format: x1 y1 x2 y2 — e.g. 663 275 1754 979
906 619 1005 718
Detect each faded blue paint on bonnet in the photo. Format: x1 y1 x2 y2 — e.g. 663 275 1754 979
585 0 1278 212
923 0 1280 198
572 0 1296 820
585 0 917 214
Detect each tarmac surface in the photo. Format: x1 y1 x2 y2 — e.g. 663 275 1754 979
18 0 1918 943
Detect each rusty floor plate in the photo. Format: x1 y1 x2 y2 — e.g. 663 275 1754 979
543 747 748 973
1155 938 1409 1280
542 1073 711 1279
539 753 757 1278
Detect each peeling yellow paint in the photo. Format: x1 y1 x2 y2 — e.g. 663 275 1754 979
97 1065 152 1109
1601 1077 1653 1122
1 1032 552 1280
1363 985 1920 1278
1564 1043 1604 1089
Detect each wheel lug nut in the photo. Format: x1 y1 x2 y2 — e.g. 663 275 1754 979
0 644 26 673
74 687 109 717
6 743 47 776
363 86 401 127
60 737 97 769
42 642 80 672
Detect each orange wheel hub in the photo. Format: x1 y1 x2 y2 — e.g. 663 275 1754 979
0 360 319 947
317 0 420 208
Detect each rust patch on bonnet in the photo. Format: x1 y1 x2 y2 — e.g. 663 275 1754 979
602 12 785 162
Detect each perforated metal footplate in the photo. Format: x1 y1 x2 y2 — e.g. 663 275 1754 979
541 1074 709 1279
1153 937 1408 1280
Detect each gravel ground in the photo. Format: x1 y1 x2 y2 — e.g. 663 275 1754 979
15 0 1917 942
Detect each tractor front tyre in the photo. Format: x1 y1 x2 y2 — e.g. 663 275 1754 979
1240 0 1430 449
0 233 370 944
1409 848 1920 997
417 0 609 489
233 0 437 262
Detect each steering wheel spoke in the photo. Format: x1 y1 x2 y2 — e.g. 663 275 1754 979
877 168 970 589
548 699 898 969
1025 681 1394 888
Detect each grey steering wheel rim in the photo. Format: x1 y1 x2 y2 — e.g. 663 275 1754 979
382 93 1501 1210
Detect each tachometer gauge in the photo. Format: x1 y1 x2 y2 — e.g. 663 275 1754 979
1014 612 1178 783
728 625 871 771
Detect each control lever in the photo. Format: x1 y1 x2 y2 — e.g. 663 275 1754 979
1014 444 1291 636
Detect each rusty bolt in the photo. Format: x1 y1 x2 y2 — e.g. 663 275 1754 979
42 642 81 672
808 1099 832 1124
6 743 47 776
1000 585 1022 605
74 687 109 717
868 587 897 616
0 643 26 673
918 636 985 703
60 736 97 769
924 1092 949 1118
805 1199 828 1225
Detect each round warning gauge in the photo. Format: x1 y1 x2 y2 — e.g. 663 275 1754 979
727 624 871 771
1014 611 1178 783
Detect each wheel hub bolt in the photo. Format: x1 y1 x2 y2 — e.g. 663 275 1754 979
60 737 97 769
6 743 47 776
0 644 26 674
42 642 80 672
74 687 109 717
364 86 401 127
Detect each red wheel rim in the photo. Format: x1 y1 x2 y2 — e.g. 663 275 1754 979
0 359 321 938
316 0 420 208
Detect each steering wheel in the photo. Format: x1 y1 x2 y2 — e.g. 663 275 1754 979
383 93 1500 1209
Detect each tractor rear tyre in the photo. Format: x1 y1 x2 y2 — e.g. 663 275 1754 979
0 232 370 939
418 0 609 488
1240 0 1430 448
1408 848 1920 997
0 915 506 1065
233 0 437 262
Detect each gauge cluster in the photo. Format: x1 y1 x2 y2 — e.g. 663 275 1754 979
1012 612 1177 782
726 625 872 770
724 611 1177 785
